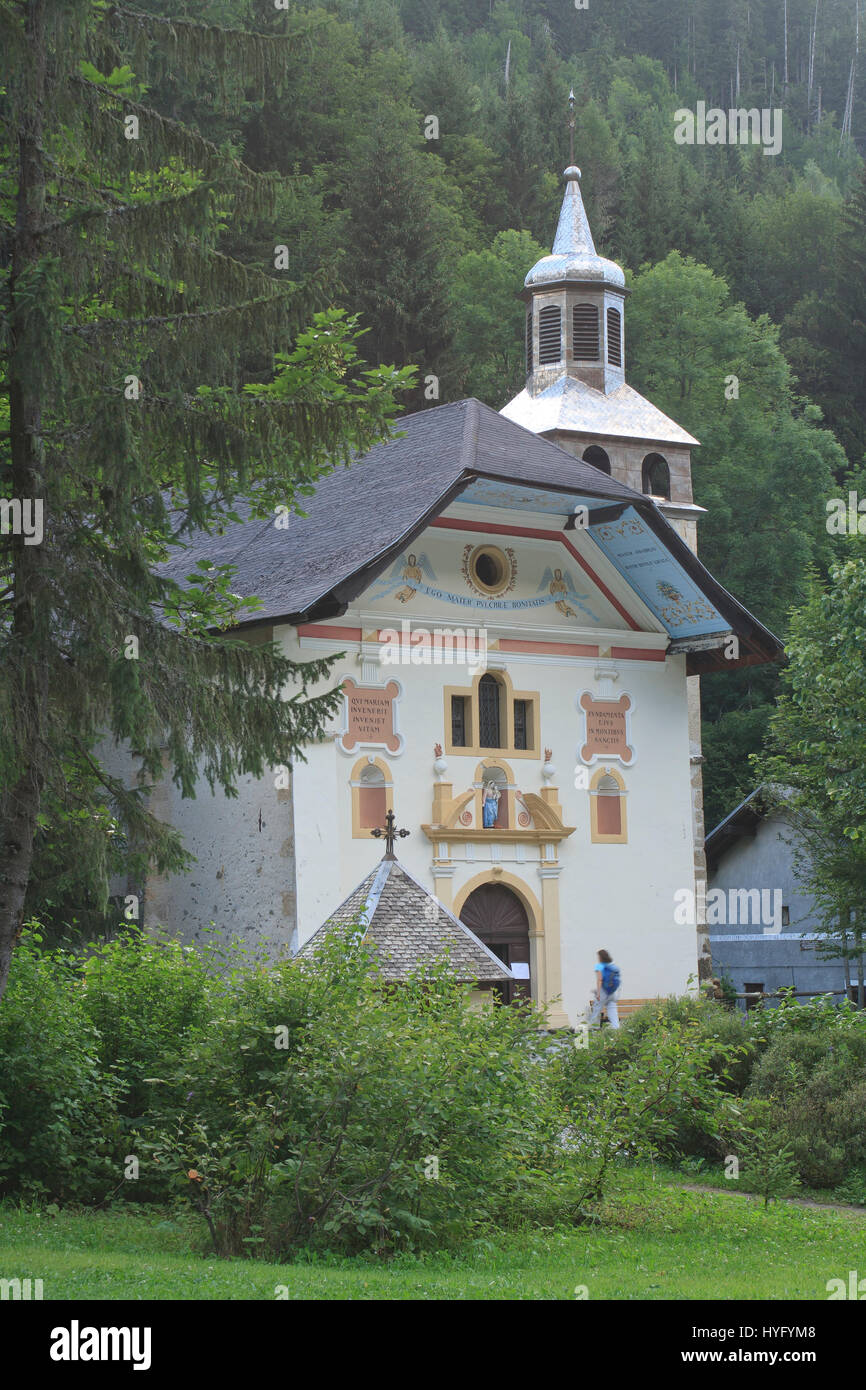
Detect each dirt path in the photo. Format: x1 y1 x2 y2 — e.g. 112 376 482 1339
673 1180 866 1218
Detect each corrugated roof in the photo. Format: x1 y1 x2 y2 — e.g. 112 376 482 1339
295 855 513 984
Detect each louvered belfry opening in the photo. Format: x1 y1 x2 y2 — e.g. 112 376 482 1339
606 306 622 367
572 303 599 360
525 309 533 373
538 305 562 365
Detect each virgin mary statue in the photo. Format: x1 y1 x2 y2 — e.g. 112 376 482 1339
482 781 501 829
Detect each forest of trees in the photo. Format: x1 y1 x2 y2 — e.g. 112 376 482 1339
3 0 866 939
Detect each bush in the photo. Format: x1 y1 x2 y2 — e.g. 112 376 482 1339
142 928 563 1257
717 1096 801 1206
550 1015 746 1205
80 926 215 1122
0 929 124 1200
573 995 758 1158
746 1026 866 1187
3 923 862 1239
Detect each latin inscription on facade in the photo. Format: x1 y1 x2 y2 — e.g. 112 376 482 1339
578 692 634 764
340 678 403 754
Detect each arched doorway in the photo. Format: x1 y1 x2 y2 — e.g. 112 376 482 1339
460 883 531 1005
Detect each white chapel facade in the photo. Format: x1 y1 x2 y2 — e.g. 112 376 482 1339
140 166 781 1027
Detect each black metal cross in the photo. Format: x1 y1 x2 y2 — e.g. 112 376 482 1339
371 808 410 859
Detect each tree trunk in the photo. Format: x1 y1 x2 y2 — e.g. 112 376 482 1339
0 0 49 1004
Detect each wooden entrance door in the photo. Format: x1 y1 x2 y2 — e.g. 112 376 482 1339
460 883 531 1005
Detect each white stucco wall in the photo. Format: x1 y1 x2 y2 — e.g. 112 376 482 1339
133 500 704 1022
286 503 701 1022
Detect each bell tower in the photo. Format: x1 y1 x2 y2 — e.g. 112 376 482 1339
523 163 627 399
500 109 712 1004
501 102 703 556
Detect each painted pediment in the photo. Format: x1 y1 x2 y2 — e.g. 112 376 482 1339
358 523 638 632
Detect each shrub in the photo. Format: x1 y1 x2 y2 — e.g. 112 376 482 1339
718 1096 801 1206
746 1026 866 1187
143 927 563 1256
80 926 216 1122
574 995 758 1158
0 928 124 1200
550 1016 746 1207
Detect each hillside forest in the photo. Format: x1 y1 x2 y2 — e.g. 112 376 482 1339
3 0 866 934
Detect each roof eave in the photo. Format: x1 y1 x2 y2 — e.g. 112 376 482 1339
633 501 784 673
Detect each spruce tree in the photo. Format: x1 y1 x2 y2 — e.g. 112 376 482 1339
0 1 412 1000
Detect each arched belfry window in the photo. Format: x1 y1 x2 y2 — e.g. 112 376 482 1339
606 306 622 367
538 305 562 365
642 452 671 500
572 303 600 360
582 445 611 475
478 673 503 749
525 309 533 373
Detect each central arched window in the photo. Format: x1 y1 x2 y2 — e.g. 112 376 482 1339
606 306 622 367
582 445 611 475
538 305 562 365
642 452 671 499
445 671 539 757
572 303 600 360
478 673 503 748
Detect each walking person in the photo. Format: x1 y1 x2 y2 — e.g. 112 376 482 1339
589 949 621 1030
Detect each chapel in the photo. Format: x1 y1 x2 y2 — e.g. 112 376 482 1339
137 160 782 1027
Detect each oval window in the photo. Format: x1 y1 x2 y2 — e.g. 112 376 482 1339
469 545 511 595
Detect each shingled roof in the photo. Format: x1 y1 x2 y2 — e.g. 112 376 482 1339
295 854 513 985
159 396 782 672
160 398 639 626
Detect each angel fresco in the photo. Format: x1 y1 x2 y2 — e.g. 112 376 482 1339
369 551 436 604
535 565 599 621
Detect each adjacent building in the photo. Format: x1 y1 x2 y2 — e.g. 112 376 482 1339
706 788 854 1007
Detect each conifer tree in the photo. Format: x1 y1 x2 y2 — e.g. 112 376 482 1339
0 1 413 1000
756 557 866 1005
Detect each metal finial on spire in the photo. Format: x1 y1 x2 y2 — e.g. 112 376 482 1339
568 88 575 167
371 808 410 859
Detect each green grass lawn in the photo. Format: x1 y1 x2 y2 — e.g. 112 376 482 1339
1 1166 863 1300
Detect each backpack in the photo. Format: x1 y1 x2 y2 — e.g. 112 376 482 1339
602 962 620 994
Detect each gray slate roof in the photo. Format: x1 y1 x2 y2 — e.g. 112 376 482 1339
295 855 513 984
160 398 640 625
158 396 781 670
